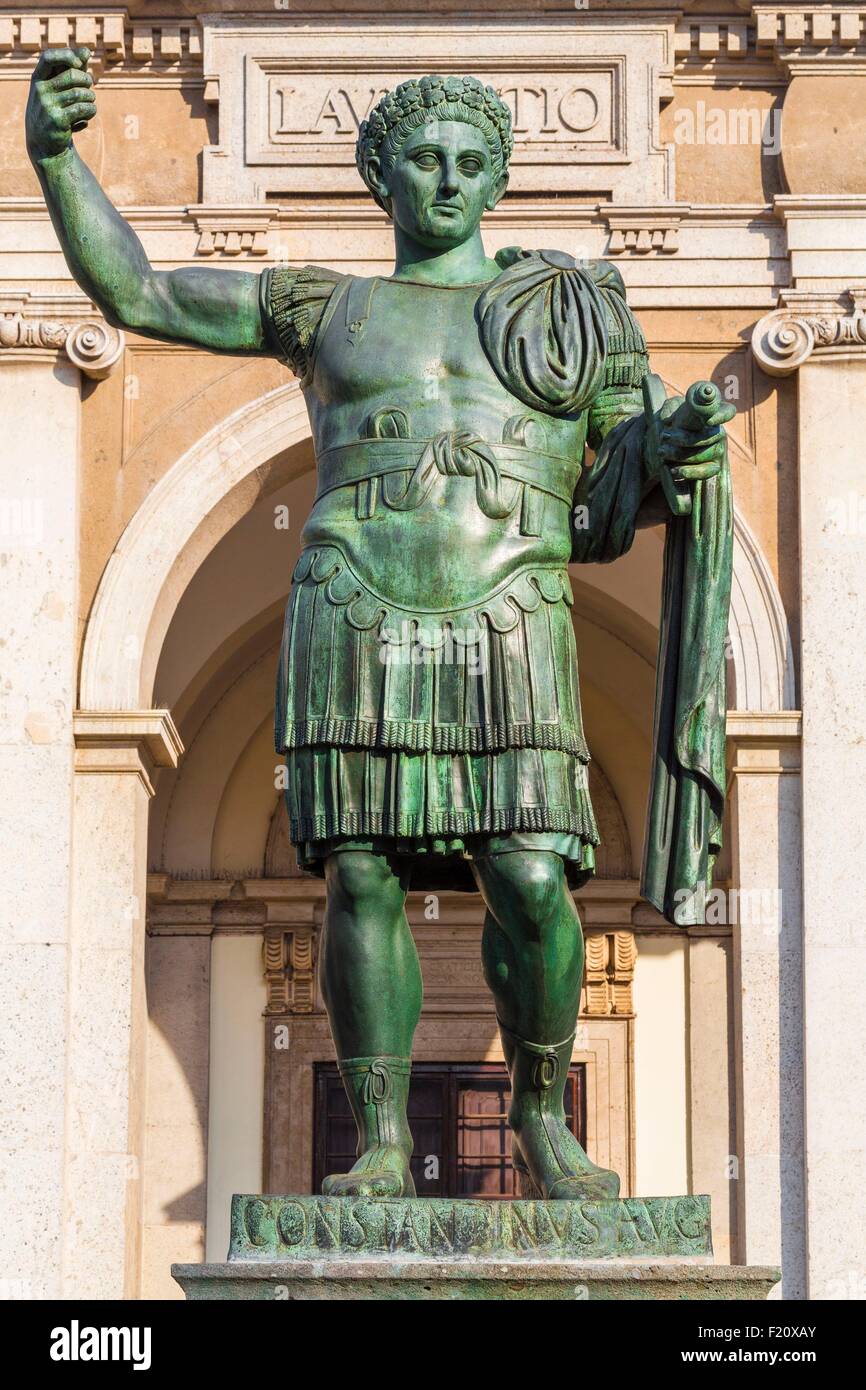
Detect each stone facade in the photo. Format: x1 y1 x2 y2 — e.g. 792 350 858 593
0 1 864 1302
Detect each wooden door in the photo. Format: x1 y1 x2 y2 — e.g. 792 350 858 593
314 1061 586 1198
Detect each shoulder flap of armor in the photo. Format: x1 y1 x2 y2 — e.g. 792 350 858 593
261 264 346 379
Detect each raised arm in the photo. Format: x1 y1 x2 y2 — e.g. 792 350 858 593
26 47 268 354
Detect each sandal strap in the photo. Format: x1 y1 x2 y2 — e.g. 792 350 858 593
496 1019 576 1089
337 1054 411 1105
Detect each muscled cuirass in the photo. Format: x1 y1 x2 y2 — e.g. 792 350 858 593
300 275 587 612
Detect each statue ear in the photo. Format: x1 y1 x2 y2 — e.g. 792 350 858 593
363 155 392 216
486 170 509 212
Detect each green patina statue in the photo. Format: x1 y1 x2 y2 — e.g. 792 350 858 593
28 55 734 1204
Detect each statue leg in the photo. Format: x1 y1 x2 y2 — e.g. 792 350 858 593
318 850 420 1197
471 849 620 1200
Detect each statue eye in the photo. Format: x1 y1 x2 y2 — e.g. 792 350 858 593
413 153 440 170
459 159 482 175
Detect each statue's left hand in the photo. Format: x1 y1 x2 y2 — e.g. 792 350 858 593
652 389 735 488
639 378 734 520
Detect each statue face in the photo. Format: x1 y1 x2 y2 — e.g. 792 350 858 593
374 120 507 247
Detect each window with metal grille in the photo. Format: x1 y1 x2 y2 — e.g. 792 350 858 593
314 1061 586 1198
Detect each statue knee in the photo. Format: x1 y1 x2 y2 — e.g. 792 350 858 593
479 852 566 936
325 851 405 916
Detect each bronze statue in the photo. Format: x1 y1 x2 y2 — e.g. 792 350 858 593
28 56 733 1203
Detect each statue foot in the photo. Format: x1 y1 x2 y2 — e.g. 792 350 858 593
321 1144 416 1198
547 1171 621 1201
512 1122 620 1201
503 1025 621 1201
511 1140 542 1199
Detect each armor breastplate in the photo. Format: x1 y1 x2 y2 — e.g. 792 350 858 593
300 276 586 610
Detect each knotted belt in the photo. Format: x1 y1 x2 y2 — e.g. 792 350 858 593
315 433 576 521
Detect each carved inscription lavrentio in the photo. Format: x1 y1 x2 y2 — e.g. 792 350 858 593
266 74 614 150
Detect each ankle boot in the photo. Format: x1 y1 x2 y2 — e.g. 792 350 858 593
500 1021 620 1201
321 1054 416 1198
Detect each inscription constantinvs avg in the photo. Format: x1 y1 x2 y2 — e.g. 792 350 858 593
232 1195 713 1261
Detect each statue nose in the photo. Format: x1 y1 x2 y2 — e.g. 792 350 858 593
438 161 459 196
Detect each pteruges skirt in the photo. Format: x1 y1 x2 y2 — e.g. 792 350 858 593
277 547 600 891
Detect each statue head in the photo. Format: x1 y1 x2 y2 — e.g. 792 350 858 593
356 75 512 248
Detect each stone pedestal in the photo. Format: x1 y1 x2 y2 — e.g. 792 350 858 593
172 1195 780 1301
173 1258 780 1302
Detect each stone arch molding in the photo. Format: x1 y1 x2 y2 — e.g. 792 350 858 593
730 509 796 711
80 382 311 711
79 383 796 715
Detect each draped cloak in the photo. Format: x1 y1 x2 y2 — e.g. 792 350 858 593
262 248 732 924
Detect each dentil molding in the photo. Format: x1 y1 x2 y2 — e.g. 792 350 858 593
4 9 864 86
0 12 202 75
754 5 866 74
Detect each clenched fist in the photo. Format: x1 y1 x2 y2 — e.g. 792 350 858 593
26 47 96 162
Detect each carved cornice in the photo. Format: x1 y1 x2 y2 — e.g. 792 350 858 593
726 711 802 742
0 12 203 76
7 10 861 85
752 287 866 375
605 206 685 255
193 207 271 257
727 711 802 779
191 203 686 260
754 4 866 74
74 709 184 796
0 293 123 377
148 875 647 1015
